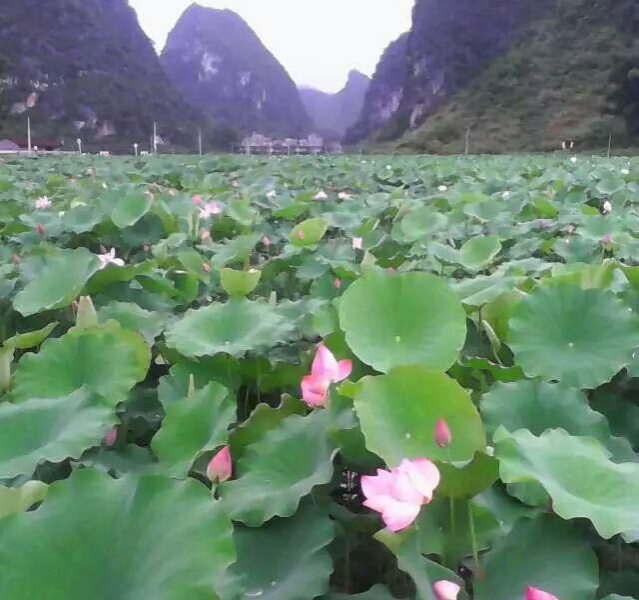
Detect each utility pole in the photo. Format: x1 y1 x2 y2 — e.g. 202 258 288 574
76 138 82 154
153 122 158 154
607 134 612 159
464 128 471 156
27 116 32 154
198 128 203 156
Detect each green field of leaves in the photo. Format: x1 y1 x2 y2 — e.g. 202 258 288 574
0 153 637 600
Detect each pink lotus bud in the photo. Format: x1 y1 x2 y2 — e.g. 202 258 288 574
201 262 211 273
262 236 271 246
334 278 341 289
296 230 304 240
601 233 612 245
36 224 45 236
231 179 238 188
11 253 20 264
433 580 461 600
434 418 452 448
200 229 211 241
526 587 560 600
207 446 232 483
103 428 117 447
566 224 575 234
192 194 202 205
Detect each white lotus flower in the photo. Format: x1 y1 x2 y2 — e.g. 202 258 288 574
621 168 630 175
266 190 277 200
35 196 51 210
352 237 363 250
314 191 328 201
603 200 612 214
338 192 352 200
502 191 511 199
570 156 577 164
199 202 222 218
438 185 448 192
97 248 125 270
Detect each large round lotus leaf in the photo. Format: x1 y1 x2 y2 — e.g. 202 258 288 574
219 411 336 526
0 482 48 519
353 366 485 465
458 235 501 271
219 502 334 600
221 268 261 296
289 218 328 247
475 515 598 600
481 380 634 460
495 428 639 539
152 382 236 477
436 452 499 498
0 469 235 600
327 586 399 600
97 301 166 345
165 299 295 358
0 390 115 479
12 321 150 406
508 284 639 388
339 272 466 373
111 190 153 228
14 248 100 316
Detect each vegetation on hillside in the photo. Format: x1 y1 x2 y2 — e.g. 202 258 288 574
395 0 637 153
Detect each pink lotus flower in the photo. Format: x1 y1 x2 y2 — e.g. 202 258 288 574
333 278 341 289
199 202 222 219
526 587 560 600
601 232 612 245
36 224 45 236
191 194 203 205
352 237 363 250
314 191 328 201
202 262 211 273
296 229 305 240
103 428 117 447
97 248 125 270
300 343 352 408
231 179 238 188
434 418 452 448
200 229 211 241
433 580 460 600
361 458 440 531
566 224 575 234
207 446 232 483
262 235 272 246
35 196 51 210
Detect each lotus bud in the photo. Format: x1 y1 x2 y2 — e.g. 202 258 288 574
526 587 560 600
434 417 452 448
76 296 98 329
0 347 14 393
192 194 202 205
231 179 238 188
565 224 575 234
433 581 461 600
103 428 117 447
36 224 45 236
601 233 612 245
11 253 20 264
201 262 211 273
262 236 271 246
334 278 341 289
207 446 232 483
296 229 304 240
200 229 211 241
352 237 363 250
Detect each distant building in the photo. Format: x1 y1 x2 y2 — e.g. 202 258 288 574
239 132 328 155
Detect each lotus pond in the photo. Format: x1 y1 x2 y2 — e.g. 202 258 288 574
0 153 637 600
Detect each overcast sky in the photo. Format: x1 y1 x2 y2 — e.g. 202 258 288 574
129 0 414 93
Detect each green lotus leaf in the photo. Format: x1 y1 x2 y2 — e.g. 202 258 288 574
220 411 336 526
474 485 542 534
354 366 485 465
97 301 166 344
2 322 58 350
508 284 639 388
0 481 48 519
289 218 328 247
229 395 306 459
221 268 262 297
475 515 598 600
152 382 236 477
339 272 466 373
166 299 295 358
327 586 399 600
495 428 639 538
436 452 499 498
111 189 154 228
0 389 115 479
398 206 448 242
481 380 635 460
12 321 150 406
416 497 500 560
14 248 100 316
219 502 334 600
458 235 501 271
0 469 235 600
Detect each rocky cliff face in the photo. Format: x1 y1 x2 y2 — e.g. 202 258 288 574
299 70 370 141
0 0 198 148
344 33 408 144
162 3 311 138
